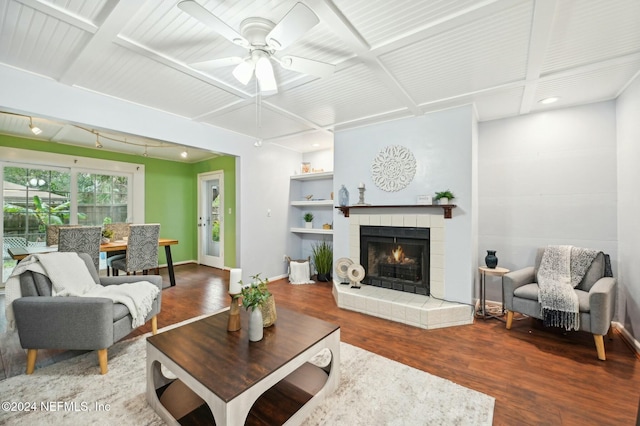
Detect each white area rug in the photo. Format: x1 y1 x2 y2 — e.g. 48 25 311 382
0 314 494 425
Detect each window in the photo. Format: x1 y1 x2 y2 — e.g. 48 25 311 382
1 147 145 284
77 173 129 225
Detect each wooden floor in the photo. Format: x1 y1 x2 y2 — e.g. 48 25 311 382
135 263 640 425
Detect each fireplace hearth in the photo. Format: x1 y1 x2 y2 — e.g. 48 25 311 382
360 226 430 295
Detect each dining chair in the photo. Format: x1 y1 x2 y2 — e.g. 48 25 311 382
111 224 161 276
57 226 102 271
46 224 80 246
104 223 131 276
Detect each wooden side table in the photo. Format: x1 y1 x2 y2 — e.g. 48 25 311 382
478 266 510 321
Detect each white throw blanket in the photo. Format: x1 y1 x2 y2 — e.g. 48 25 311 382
537 245 599 331
4 253 159 330
289 261 314 285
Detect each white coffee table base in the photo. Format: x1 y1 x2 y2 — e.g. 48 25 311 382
146 329 340 425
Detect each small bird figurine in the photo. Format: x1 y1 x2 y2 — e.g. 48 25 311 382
304 194 313 200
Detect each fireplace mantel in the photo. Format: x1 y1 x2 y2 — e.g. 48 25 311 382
336 204 456 219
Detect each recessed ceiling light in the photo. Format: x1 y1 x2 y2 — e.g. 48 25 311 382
312 143 320 147
539 97 560 104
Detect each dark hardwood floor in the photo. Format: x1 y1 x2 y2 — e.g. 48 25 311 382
132 263 640 426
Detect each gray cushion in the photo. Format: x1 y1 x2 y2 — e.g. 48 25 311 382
513 283 540 300
576 252 605 292
513 283 591 313
113 303 130 322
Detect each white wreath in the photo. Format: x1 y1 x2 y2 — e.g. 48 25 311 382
370 145 417 192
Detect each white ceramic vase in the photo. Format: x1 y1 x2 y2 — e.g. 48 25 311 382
249 308 264 342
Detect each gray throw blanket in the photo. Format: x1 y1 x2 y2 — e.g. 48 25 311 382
537 245 599 331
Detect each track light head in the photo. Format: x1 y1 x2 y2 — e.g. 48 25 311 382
29 117 42 135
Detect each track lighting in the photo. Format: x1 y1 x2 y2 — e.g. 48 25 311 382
181 150 188 158
254 139 263 147
143 145 148 157
29 117 42 135
95 132 103 149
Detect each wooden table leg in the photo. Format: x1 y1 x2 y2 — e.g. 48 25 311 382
165 245 176 287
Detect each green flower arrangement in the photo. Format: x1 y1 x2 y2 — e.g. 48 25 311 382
240 274 272 311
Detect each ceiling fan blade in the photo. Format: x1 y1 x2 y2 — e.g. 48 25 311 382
232 60 255 86
279 56 335 79
266 3 319 51
190 56 244 71
178 0 249 47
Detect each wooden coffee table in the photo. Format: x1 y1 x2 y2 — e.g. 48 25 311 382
146 307 340 425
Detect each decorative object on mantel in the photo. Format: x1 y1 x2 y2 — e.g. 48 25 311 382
322 223 332 229
347 263 365 288
338 184 349 206
303 212 314 229
312 240 333 282
485 250 498 269
335 257 354 285
416 195 433 205
336 204 456 219
304 194 313 200
434 190 455 205
371 145 417 192
301 162 311 173
356 182 371 205
240 274 273 341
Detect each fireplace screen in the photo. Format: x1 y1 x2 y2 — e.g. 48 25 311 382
360 226 429 295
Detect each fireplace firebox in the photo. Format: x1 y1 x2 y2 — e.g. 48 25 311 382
360 226 430 295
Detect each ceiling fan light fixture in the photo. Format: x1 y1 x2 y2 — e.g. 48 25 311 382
232 60 255 85
29 117 42 135
255 55 277 93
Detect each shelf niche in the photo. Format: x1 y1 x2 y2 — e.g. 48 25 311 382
335 204 456 219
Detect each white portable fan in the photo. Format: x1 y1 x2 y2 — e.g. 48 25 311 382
178 1 335 93
347 263 365 289
335 257 353 285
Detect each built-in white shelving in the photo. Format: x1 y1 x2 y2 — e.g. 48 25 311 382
290 227 333 235
291 200 334 206
290 171 333 181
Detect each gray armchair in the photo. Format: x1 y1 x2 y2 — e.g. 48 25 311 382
504 248 616 360
12 253 162 375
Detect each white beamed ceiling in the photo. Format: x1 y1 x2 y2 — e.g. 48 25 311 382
0 0 638 159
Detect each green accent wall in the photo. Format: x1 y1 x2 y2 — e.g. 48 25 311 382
0 134 236 268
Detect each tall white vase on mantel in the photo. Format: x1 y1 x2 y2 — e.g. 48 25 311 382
249 308 264 342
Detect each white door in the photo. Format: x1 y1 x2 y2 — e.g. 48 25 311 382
198 171 224 268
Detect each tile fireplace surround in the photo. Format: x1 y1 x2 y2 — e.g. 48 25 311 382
332 212 474 329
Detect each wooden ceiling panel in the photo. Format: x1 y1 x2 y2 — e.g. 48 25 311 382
73 44 243 119
542 0 640 74
379 1 532 104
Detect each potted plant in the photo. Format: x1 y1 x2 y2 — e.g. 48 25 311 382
303 212 314 229
240 274 274 341
434 190 455 205
311 240 333 282
101 228 114 243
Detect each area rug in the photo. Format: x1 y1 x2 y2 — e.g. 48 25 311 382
0 315 494 425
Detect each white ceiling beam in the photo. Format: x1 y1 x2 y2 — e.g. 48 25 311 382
308 0 422 116
114 35 252 99
519 0 559 114
16 0 98 33
58 0 142 85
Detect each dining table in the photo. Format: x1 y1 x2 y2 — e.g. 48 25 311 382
7 238 179 287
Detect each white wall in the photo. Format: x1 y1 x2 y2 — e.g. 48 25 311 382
478 101 618 301
616 74 640 344
333 106 477 304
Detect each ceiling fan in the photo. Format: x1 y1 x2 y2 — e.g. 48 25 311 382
178 1 335 94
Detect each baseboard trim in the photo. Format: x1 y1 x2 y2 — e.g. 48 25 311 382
613 321 640 359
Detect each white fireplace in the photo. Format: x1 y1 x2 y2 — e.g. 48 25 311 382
332 212 473 329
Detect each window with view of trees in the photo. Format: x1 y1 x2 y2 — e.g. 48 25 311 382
77 173 129 225
3 164 133 283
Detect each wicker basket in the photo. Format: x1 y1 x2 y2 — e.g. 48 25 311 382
261 295 277 327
